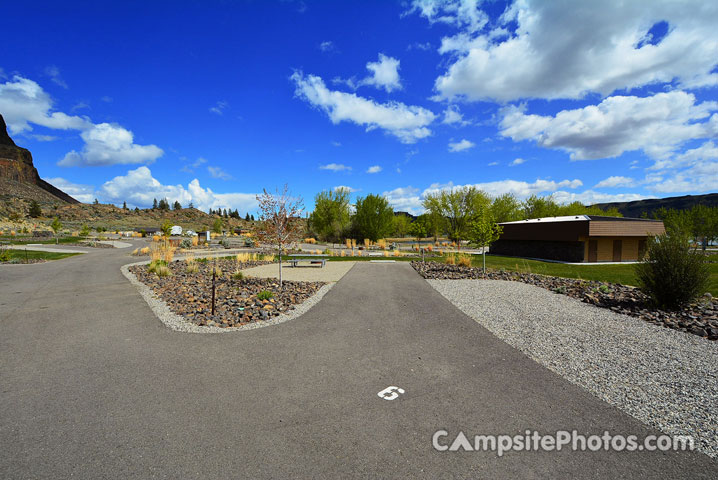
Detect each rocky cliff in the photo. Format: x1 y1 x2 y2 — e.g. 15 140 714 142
0 114 79 204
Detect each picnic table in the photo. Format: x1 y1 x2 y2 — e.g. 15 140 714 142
287 254 328 268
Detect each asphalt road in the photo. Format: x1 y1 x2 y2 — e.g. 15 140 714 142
1 244 716 478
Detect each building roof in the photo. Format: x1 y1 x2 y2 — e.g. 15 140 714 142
499 215 662 225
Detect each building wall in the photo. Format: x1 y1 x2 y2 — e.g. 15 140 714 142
588 220 665 236
588 236 642 262
491 239 585 262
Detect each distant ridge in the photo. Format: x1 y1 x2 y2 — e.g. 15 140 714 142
592 193 718 218
0 113 79 204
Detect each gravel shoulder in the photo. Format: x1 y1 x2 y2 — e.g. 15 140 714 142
241 261 356 282
428 278 718 459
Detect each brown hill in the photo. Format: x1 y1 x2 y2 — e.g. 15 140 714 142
0 113 79 204
592 193 718 218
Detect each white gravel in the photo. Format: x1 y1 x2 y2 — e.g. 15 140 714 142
121 259 334 334
428 278 718 458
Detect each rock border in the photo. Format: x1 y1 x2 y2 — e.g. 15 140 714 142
121 259 334 334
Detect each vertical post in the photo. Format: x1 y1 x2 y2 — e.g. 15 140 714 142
483 246 486 277
278 240 283 290
25 248 28 264
211 268 216 315
421 247 425 263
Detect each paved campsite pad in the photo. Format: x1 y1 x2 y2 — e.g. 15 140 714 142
241 260 356 282
1 252 716 478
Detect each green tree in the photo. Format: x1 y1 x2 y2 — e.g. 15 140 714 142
468 208 503 275
392 214 412 238
212 217 223 234
153 198 158 209
422 186 491 246
79 224 90 237
28 200 42 218
122 201 127 210
173 201 182 210
308 188 352 242
50 217 63 244
521 195 560 219
352 194 394 242
160 220 173 237
409 216 428 241
490 193 521 223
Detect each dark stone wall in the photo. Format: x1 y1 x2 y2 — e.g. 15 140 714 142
491 239 585 262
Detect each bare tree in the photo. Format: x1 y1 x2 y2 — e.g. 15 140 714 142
255 184 304 289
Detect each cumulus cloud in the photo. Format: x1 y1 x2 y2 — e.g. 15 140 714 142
383 186 423 215
360 54 402 92
319 41 336 52
645 140 718 193
510 158 525 166
424 178 583 199
442 105 469 125
448 139 475 152
413 0 718 101
320 163 352 172
291 71 435 143
207 165 233 180
595 176 635 188
500 91 718 160
98 166 258 211
0 75 90 133
366 165 382 173
43 177 95 203
58 123 163 167
333 185 360 193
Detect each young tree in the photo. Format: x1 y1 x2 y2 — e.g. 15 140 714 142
468 208 503 275
255 185 304 289
422 186 491 247
50 217 62 244
212 217 223 234
409 217 428 242
28 200 42 218
308 188 352 242
353 194 394 242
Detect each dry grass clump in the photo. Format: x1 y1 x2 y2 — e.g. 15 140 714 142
152 235 161 242
211 264 223 277
186 262 199 274
377 239 387 249
457 254 471 267
305 237 316 244
356 250 362 256
393 250 402 257
383 250 389 257
191 236 199 247
140 247 150 255
364 238 371 247
426 245 433 252
262 254 276 262
154 265 171 277
340 250 346 257
236 252 252 263
445 255 455 265
131 248 139 256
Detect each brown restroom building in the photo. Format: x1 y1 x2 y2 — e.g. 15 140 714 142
492 215 666 263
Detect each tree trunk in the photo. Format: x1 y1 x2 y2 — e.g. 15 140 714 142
278 239 283 289
483 247 486 276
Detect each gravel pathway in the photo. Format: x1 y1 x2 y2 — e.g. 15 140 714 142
241 261 356 282
428 278 718 459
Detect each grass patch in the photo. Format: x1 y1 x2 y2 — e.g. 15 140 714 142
1 236 84 245
2 250 81 262
459 254 718 296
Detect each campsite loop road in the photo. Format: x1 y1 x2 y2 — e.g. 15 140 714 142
1 244 716 478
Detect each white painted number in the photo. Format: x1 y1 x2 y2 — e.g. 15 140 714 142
377 386 405 401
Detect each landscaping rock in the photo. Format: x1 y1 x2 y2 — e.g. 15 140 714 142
412 261 718 341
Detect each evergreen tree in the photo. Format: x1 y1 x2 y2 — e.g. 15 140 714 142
188 201 194 209
153 198 158 209
251 214 255 221
122 201 127 210
173 200 182 210
245 213 250 221
28 200 42 218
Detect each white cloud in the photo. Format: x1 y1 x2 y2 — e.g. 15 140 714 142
500 91 718 160
595 176 636 188
291 71 436 143
424 178 583 199
645 140 718 193
209 100 228 115
99 166 258 211
207 165 233 180
319 163 352 172
448 138 475 152
442 105 469 125
58 123 163 167
332 141 342 147
333 185 360 193
552 190 648 205
417 0 718 101
43 177 95 203
366 165 382 173
359 54 402 92
319 41 336 52
510 157 525 166
487 161 499 166
180 157 207 173
383 186 423 215
0 75 90 134
406 0 488 33
44 66 68 89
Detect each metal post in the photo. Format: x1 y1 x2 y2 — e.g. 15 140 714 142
25 248 28 264
421 247 425 262
211 268 216 315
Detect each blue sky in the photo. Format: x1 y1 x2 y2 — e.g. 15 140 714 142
1 0 717 215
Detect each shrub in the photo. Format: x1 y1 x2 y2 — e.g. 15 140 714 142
305 237 316 244
140 247 150 255
131 248 139 256
154 265 171 277
79 224 90 236
232 271 244 281
324 248 332 255
180 238 193 249
257 290 274 301
0 247 11 262
635 233 710 310
457 254 471 267
186 263 199 274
